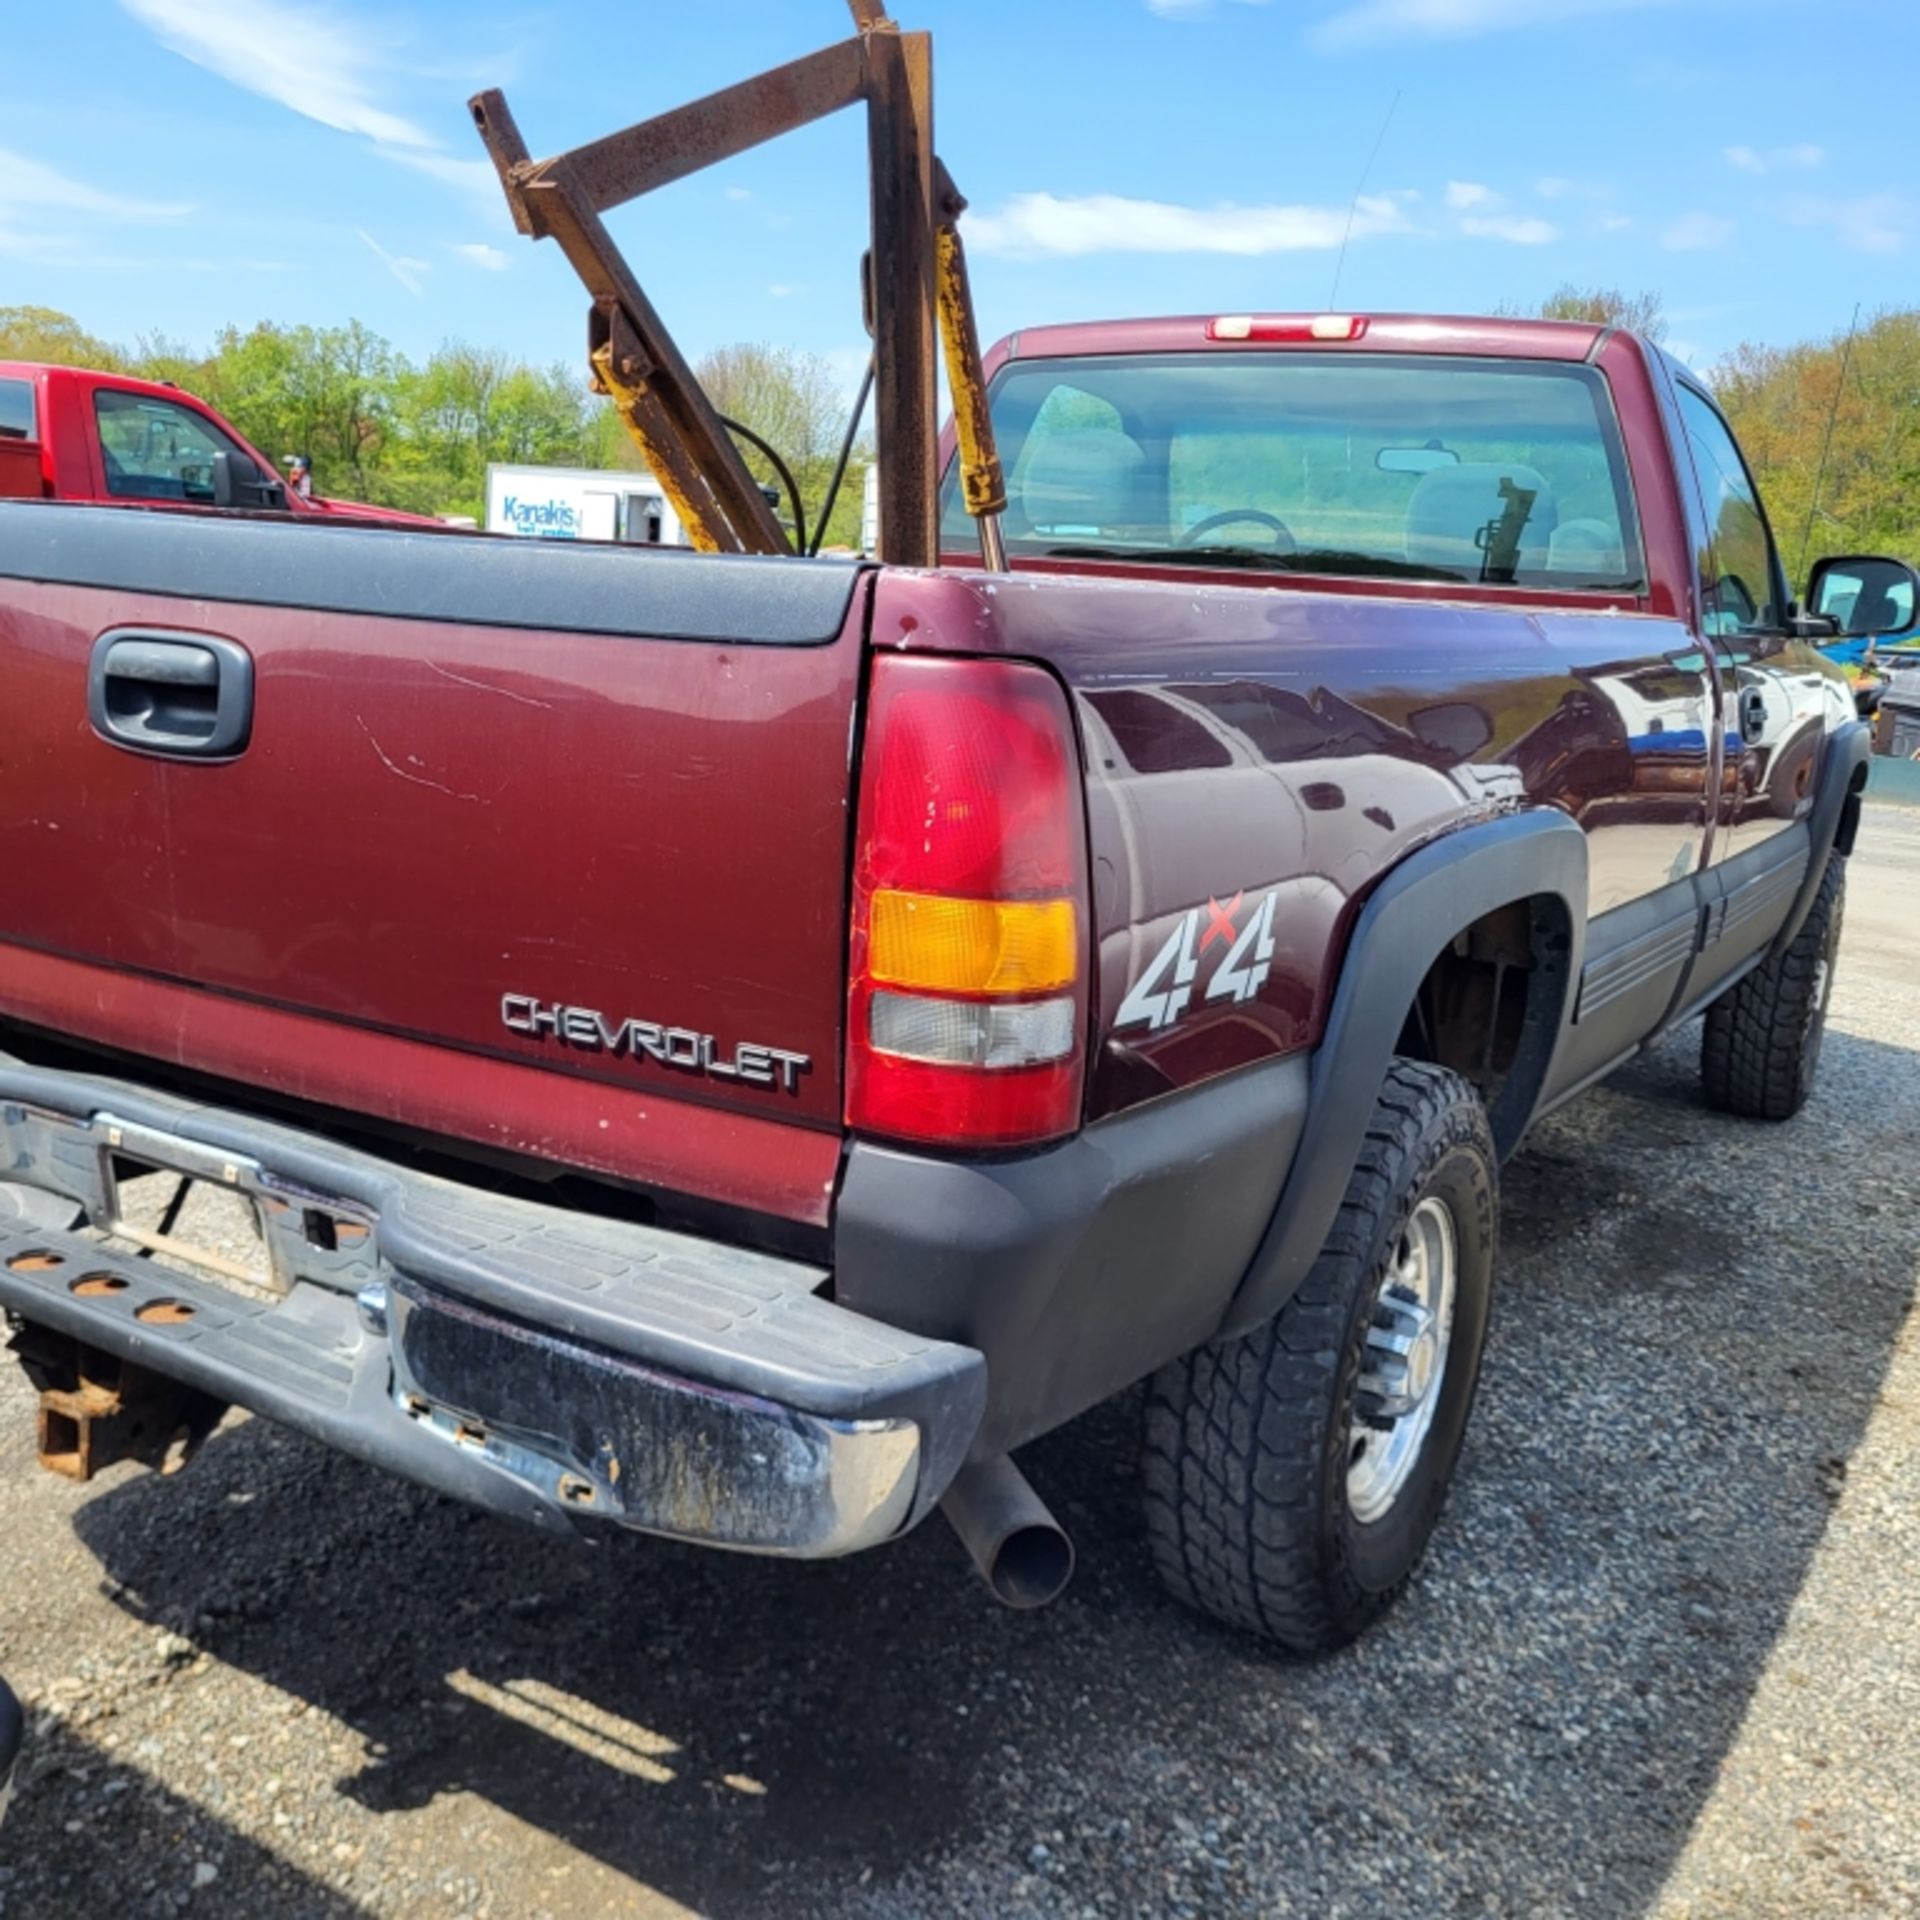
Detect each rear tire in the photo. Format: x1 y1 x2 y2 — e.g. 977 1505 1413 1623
1142 1060 1497 1654
1701 851 1844 1121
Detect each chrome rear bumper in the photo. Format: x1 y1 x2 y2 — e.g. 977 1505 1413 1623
0 1057 985 1557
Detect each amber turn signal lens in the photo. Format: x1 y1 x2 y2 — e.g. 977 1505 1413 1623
867 890 1078 996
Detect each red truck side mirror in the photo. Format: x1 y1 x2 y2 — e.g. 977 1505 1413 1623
212 450 288 513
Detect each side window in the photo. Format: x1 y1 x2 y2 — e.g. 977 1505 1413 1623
0 379 34 441
1676 384 1782 635
94 389 253 505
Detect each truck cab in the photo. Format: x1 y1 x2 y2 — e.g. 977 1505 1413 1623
0 361 435 527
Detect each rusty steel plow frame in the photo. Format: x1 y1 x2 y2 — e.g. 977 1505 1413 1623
470 1 1005 569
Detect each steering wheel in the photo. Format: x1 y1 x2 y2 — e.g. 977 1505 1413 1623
1178 508 1296 551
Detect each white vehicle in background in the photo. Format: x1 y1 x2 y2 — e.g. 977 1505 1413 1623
484 463 687 546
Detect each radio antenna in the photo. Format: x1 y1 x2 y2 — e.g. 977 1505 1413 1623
1796 300 1861 584
1328 89 1400 311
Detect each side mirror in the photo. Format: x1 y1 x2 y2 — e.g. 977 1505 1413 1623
1807 553 1920 638
212 450 288 512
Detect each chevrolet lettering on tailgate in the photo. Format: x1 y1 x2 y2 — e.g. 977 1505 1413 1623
499 994 811 1092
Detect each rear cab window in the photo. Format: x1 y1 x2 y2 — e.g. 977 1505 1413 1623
941 352 1646 594
93 388 254 505
0 378 34 441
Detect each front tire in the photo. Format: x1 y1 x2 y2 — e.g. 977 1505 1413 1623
1142 1060 1497 1653
1701 851 1844 1121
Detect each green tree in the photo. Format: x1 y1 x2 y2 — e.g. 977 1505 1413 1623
1501 284 1669 341
696 343 871 549
0 305 126 369
1715 307 1920 581
1538 284 1668 341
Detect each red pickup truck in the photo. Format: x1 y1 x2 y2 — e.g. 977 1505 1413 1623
0 313 1908 1652
0 361 433 526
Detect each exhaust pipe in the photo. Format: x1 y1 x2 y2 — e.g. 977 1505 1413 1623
940 1456 1075 1610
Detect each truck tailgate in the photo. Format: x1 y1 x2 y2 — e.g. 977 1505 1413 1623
0 505 867 1222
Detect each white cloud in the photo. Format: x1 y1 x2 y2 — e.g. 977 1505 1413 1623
965 190 1408 257
1146 0 1271 15
1724 142 1824 176
121 0 432 147
0 146 193 222
1440 179 1556 242
121 0 502 215
1314 0 1674 51
724 185 754 202
1661 211 1734 251
1598 212 1635 232
1786 193 1912 254
0 147 195 268
1536 175 1614 204
1460 213 1557 244
358 228 430 295
384 149 501 201
449 241 509 271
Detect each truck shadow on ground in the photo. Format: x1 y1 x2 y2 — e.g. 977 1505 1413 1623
2 1723 377 1918
42 1022 1920 1919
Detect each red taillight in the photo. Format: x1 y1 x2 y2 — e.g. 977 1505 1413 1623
1206 313 1369 343
847 655 1089 1148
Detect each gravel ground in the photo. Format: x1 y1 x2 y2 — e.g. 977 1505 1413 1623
1 806 1917 1920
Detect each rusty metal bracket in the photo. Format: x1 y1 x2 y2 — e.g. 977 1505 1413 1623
10 1324 227 1482
470 3 1002 570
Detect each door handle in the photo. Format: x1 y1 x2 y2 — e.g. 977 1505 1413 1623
88 630 253 758
1738 685 1769 747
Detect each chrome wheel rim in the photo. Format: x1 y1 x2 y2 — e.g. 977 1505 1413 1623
1348 1195 1458 1525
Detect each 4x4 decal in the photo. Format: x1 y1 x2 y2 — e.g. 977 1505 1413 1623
1116 889 1279 1033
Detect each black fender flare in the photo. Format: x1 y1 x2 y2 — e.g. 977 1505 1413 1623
1215 808 1588 1342
1771 719 1871 958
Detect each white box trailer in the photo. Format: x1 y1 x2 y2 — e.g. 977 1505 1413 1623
484 464 687 546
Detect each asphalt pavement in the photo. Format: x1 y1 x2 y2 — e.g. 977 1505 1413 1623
1 805 1916 1919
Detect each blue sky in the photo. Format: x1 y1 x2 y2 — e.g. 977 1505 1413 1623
3 0 1913 393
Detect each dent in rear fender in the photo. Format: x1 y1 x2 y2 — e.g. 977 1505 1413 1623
1215 809 1588 1343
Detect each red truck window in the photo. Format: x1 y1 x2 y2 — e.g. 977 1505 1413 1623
93 388 253 506
0 379 33 441
943 352 1644 595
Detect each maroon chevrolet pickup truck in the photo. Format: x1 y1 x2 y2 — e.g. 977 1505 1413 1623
1 313 1911 1652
